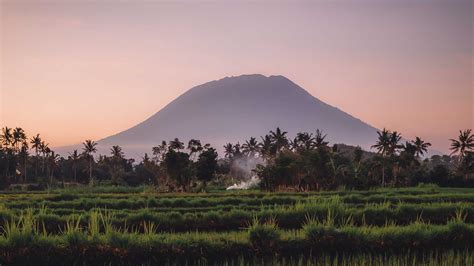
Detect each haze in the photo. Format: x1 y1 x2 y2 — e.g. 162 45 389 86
1 0 472 153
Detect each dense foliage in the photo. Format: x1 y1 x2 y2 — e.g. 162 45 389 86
0 126 472 191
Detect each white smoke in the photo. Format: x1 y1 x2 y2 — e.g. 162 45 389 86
226 156 264 190
226 175 260 190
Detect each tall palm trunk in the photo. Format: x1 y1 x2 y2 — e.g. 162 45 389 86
23 156 27 183
35 152 39 179
89 157 93 181
4 155 9 179
42 154 45 175
381 162 385 187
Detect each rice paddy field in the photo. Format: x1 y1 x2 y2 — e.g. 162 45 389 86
0 185 473 265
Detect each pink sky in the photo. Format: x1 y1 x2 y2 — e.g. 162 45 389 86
1 1 472 153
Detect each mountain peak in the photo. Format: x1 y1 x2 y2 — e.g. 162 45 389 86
216 74 292 85
96 75 379 158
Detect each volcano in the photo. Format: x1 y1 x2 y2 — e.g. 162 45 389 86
93 74 379 157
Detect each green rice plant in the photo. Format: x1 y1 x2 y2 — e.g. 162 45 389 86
302 214 328 243
0 209 38 247
247 216 280 253
105 230 132 249
414 212 427 225
62 214 85 247
451 205 467 223
0 218 30 247
142 220 158 237
100 209 116 235
340 214 354 228
88 209 100 239
38 204 49 216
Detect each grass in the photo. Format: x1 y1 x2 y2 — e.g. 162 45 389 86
0 185 473 264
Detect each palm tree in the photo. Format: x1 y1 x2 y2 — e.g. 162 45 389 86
270 127 289 155
30 134 42 179
388 131 402 155
69 150 80 182
187 139 202 160
1 127 13 148
169 138 184 151
43 146 51 177
412 137 431 158
19 141 29 183
313 129 329 149
39 141 49 175
294 132 314 151
223 143 234 159
152 140 167 162
12 127 26 153
0 127 13 177
111 145 124 159
260 135 274 160
233 143 242 158
450 129 474 161
82 140 98 182
242 137 260 157
48 151 60 184
110 145 125 184
371 128 391 186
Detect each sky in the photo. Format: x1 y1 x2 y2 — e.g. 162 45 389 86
1 0 472 154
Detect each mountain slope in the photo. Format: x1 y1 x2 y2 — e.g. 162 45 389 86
97 74 380 157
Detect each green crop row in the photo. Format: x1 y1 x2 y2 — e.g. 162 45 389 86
4 191 474 212
0 209 472 265
1 199 472 233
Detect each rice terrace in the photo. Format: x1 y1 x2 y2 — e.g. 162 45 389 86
2 0 473 265
0 184 473 265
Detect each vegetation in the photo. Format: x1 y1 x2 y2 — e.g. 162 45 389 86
0 126 473 263
0 126 472 192
0 186 473 264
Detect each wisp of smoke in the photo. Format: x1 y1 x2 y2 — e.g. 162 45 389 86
226 156 264 190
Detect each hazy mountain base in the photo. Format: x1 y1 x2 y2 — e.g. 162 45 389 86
59 74 386 158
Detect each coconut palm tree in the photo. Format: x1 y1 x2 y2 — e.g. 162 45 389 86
412 137 431 158
223 143 234 159
313 129 329 149
242 137 260 157
111 145 124 159
260 135 274 160
269 127 289 155
450 129 474 160
30 134 42 179
169 138 184 151
69 150 80 182
39 141 49 175
294 132 314 151
187 139 202 160
388 131 402 155
12 127 26 153
48 151 60 184
0 127 13 177
233 143 242 158
109 145 125 184
152 140 168 162
371 128 391 186
82 140 98 182
19 141 29 183
1 127 13 148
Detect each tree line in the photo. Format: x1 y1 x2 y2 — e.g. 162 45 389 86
0 126 472 191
